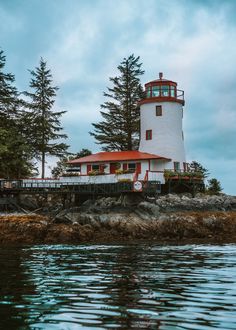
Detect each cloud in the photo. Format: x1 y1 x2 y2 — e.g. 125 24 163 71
0 5 24 35
0 0 235 193
47 0 236 194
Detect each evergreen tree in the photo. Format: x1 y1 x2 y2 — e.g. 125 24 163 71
75 148 92 159
51 156 71 178
207 178 223 195
189 161 209 178
0 50 18 123
0 127 38 178
51 149 92 178
25 58 69 178
0 49 36 178
90 54 144 151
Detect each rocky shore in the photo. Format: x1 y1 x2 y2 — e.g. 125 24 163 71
1 193 236 245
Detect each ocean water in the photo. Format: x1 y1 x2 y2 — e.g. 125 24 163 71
0 243 236 329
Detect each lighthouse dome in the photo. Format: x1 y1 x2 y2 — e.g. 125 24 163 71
140 72 185 106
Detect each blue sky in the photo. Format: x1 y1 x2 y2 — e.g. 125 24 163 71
0 0 236 194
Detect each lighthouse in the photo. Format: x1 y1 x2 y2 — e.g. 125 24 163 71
65 72 192 188
139 73 186 171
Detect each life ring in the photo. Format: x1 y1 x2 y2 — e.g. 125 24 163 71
133 180 143 192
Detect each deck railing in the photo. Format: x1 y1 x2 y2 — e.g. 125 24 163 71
176 89 184 100
0 179 161 195
144 89 184 102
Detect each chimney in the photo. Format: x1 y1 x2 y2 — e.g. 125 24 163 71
159 72 163 80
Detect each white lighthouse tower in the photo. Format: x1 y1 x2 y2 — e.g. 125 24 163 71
139 73 186 171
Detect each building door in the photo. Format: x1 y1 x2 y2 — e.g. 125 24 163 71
110 163 117 174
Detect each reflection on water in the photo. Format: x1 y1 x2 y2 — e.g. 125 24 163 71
1 244 236 329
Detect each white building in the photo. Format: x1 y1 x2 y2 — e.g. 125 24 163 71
63 150 171 185
63 73 186 186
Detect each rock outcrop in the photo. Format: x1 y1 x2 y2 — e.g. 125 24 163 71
0 193 236 245
154 193 236 212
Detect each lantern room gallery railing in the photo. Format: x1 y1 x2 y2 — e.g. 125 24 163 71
145 88 184 101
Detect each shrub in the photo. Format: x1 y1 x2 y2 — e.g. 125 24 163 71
164 170 177 179
88 170 105 176
207 178 223 195
188 161 209 178
115 169 124 175
61 172 80 177
118 178 132 182
115 162 121 169
115 169 134 175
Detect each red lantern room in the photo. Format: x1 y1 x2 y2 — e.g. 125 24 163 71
139 72 185 106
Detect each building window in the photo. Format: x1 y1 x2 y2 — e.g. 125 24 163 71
156 105 162 116
92 164 99 171
161 85 169 96
174 162 180 171
123 162 141 173
152 86 160 97
128 163 136 172
146 130 152 140
170 86 175 97
146 87 151 98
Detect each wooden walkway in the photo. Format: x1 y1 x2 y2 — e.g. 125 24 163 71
0 180 161 196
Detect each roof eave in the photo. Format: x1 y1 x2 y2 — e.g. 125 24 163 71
68 156 171 164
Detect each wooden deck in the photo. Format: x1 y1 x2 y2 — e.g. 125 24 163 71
0 180 161 196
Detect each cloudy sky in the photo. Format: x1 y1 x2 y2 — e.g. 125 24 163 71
0 0 236 194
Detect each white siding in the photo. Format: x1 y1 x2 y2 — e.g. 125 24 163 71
139 101 186 169
138 160 149 180
81 164 87 175
150 159 171 171
64 160 167 183
60 173 134 184
62 160 153 183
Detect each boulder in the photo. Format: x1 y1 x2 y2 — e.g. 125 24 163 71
137 201 160 218
121 194 143 207
18 195 39 210
154 193 236 212
82 199 93 207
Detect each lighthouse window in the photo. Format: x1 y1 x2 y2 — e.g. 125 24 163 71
146 130 152 140
170 86 175 97
152 86 160 97
156 105 162 116
161 85 169 96
146 87 151 98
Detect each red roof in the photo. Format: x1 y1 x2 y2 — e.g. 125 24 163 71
145 78 177 86
68 151 171 164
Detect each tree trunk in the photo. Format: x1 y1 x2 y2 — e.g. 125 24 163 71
42 151 45 179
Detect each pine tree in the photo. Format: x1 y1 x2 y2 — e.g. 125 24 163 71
0 126 38 178
207 178 223 195
25 58 69 178
189 161 209 178
51 149 92 178
0 49 36 178
0 50 18 123
90 54 144 151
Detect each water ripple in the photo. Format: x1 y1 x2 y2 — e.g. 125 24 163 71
0 244 236 329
